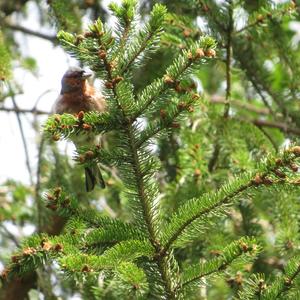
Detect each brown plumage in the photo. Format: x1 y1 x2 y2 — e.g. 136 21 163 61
53 67 106 191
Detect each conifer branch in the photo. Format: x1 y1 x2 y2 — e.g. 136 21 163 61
162 177 254 255
162 147 300 253
180 237 259 292
261 255 300 299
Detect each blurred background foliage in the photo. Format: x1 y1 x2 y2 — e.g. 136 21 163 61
0 0 300 299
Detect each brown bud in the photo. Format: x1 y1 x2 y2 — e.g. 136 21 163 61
41 241 52 251
54 115 61 123
194 144 200 149
98 50 106 59
77 111 85 120
177 102 187 110
84 31 96 38
46 193 55 201
256 15 264 23
240 242 248 252
187 51 194 60
53 187 62 197
273 169 286 179
46 203 58 211
52 134 60 142
183 29 191 37
54 243 63 252
0 268 9 279
78 155 86 163
174 83 183 93
84 150 95 159
81 265 91 272
192 93 200 100
82 123 92 130
291 146 300 156
188 106 194 113
285 278 292 286
195 48 205 59
11 255 20 263
23 247 36 256
263 177 273 185
112 76 123 84
84 0 95 6
171 122 180 129
105 81 114 89
75 34 84 45
289 163 298 172
194 169 201 177
205 49 216 58
164 75 174 85
275 158 283 166
235 272 243 285
253 174 263 185
160 109 167 119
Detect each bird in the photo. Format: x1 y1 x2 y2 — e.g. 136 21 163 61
53 66 106 191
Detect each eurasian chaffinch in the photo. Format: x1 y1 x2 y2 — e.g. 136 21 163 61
53 66 106 191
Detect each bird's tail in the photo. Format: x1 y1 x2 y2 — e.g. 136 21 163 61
84 164 106 192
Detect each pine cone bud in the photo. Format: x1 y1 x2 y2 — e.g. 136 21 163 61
82 123 92 130
194 169 201 177
263 177 273 185
187 51 194 60
112 76 123 84
84 31 96 38
164 75 174 85
53 187 62 197
52 134 60 142
160 109 167 119
205 49 216 57
183 29 191 37
98 50 106 59
177 102 187 110
84 150 95 159
82 265 91 272
11 255 20 263
253 174 263 185
240 242 248 252
75 34 84 45
77 111 85 120
195 48 205 59
273 169 286 179
289 163 298 172
171 122 180 129
105 81 113 89
54 243 63 252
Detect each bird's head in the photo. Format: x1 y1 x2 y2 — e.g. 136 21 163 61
60 67 92 94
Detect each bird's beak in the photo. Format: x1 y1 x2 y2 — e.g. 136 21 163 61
81 71 92 79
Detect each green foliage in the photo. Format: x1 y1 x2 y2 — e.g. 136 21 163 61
48 0 82 32
0 31 12 83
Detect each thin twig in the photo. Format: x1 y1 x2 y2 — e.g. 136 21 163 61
0 224 19 247
8 84 34 185
3 20 57 42
0 106 49 115
35 135 46 232
210 95 271 115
